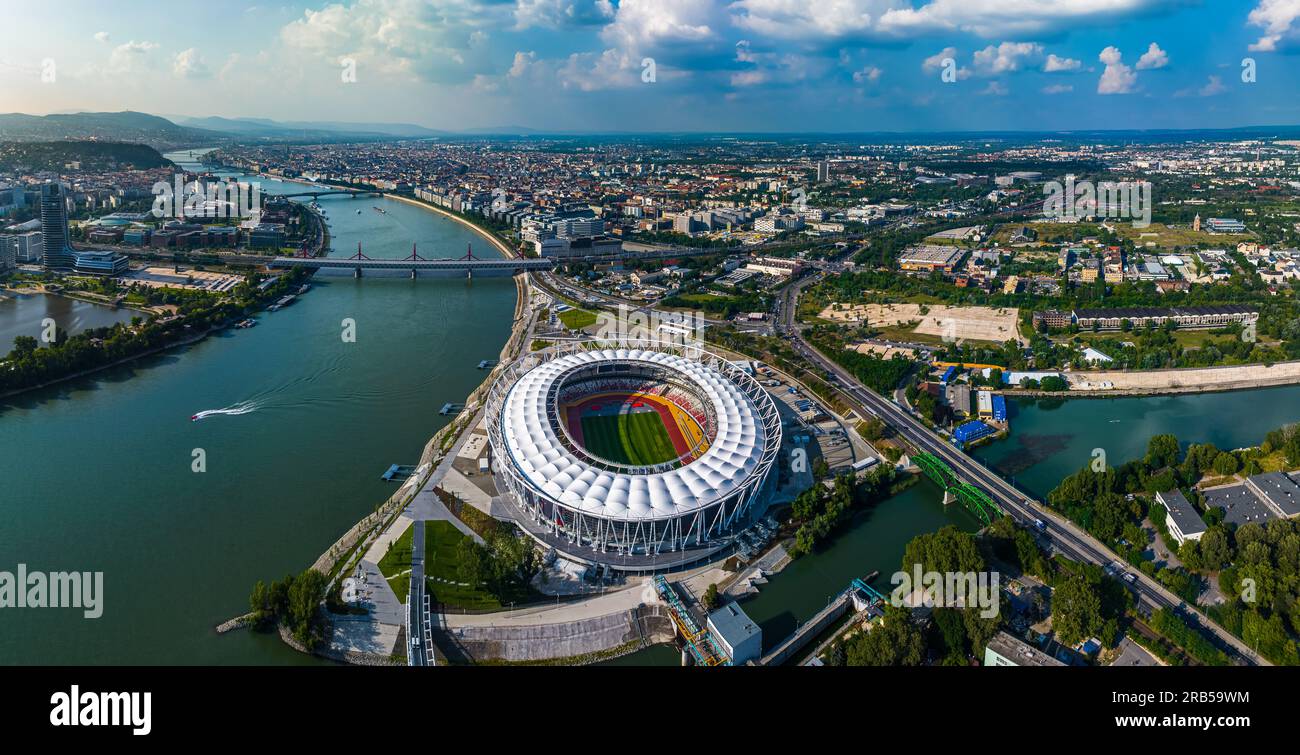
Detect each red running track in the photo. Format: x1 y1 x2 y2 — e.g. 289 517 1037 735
563 392 697 463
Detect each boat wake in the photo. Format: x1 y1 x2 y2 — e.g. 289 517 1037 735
191 401 259 422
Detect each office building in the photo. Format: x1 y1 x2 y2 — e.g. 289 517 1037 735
0 231 42 263
40 183 76 270
72 250 129 276
1156 489 1207 545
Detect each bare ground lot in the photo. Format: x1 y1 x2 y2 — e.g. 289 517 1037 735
820 302 1022 344
1069 361 1300 392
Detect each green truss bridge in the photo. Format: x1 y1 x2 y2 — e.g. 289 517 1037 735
913 452 1002 526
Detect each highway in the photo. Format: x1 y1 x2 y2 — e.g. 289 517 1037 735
775 273 1270 666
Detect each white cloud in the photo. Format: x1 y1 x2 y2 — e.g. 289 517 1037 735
920 46 969 79
1199 74 1226 96
280 0 504 84
507 47 643 91
972 41 1042 75
728 1 1180 41
173 48 210 79
1135 42 1168 69
1043 53 1081 72
94 31 110 44
1042 83 1073 94
980 80 1008 96
853 65 882 84
1097 46 1137 94
601 0 720 55
1248 0 1300 52
513 0 615 30
107 40 158 74
876 0 1180 38
729 0 897 40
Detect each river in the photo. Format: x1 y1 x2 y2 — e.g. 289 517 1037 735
0 291 139 352
0 151 516 664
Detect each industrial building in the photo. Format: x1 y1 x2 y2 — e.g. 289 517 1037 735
952 420 995 446
897 244 963 273
1201 471 1300 527
707 603 762 666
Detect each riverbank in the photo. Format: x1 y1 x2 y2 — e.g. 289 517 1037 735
383 194 518 260
1061 359 1300 396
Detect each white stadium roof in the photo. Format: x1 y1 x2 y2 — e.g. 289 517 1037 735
499 348 768 522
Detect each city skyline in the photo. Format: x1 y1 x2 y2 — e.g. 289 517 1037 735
4 1 1300 133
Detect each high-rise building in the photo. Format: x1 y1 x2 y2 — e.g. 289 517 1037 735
816 161 831 183
40 183 75 270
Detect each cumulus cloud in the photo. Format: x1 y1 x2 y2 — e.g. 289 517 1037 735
507 47 644 91
728 0 1180 40
1097 46 1137 94
601 0 720 56
1248 0 1300 52
921 46 969 79
972 41 1042 75
94 31 110 44
280 0 504 84
980 80 1008 96
876 0 1181 38
1135 42 1168 69
173 48 210 79
1199 74 1226 96
107 40 158 74
1043 53 1081 72
1042 83 1073 94
513 0 615 30
852 65 882 84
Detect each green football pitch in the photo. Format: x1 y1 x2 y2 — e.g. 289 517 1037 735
579 411 679 466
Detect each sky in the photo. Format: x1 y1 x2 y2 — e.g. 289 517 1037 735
2 0 1300 133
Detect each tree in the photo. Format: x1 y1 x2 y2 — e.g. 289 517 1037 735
845 608 925 666
1200 528 1232 571
287 568 326 648
1212 452 1239 477
1145 434 1181 469
1039 375 1069 392
1052 573 1104 646
703 583 721 611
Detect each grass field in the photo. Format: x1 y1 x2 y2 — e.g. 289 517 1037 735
558 308 598 330
580 410 679 466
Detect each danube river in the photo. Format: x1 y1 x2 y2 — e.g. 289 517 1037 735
0 152 516 664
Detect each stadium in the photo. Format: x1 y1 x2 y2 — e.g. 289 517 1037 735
486 341 782 567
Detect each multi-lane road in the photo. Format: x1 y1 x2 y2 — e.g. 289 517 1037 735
776 273 1269 666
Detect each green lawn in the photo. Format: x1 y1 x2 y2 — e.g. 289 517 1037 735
580 411 678 466
377 523 415 603
558 308 597 330
424 521 505 610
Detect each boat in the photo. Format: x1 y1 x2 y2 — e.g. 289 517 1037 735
190 414 200 422
372 206 387 214
356 209 362 215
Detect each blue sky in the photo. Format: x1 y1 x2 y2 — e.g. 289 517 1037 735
3 0 1300 132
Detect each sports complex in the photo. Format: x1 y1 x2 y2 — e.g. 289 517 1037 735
486 341 782 567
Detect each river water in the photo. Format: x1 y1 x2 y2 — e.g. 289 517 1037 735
0 292 139 352
0 151 516 664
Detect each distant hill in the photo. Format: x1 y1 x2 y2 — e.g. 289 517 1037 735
0 141 173 172
0 111 222 150
171 115 444 139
